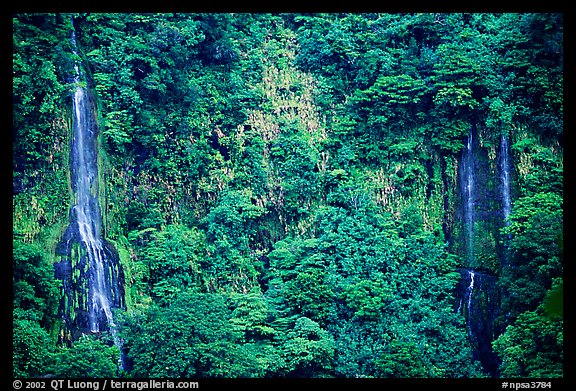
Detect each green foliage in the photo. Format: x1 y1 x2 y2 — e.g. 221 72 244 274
139 224 206 302
203 189 266 291
230 288 276 341
513 141 563 196
264 205 483 378
493 191 563 378
500 192 562 318
268 237 336 325
50 335 121 377
353 74 428 107
12 233 58 377
504 192 562 252
271 135 320 222
13 309 54 378
13 14 69 173
341 279 391 320
493 310 562 378
120 290 278 377
543 279 563 319
376 340 432 378
280 316 335 377
13 13 563 379
13 239 60 327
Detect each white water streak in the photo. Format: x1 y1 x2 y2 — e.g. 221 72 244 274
463 130 475 263
500 134 512 224
71 28 123 371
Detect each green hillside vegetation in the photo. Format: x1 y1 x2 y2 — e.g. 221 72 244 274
13 13 562 378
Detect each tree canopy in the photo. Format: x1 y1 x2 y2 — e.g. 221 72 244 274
13 13 563 379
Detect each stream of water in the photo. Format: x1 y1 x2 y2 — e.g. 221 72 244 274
69 29 125 371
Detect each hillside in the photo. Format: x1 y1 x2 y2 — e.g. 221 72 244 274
13 13 563 378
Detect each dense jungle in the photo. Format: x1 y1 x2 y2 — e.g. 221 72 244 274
13 13 563 379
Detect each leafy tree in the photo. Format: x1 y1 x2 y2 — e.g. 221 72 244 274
13 309 54 378
500 192 562 319
204 189 266 291
280 316 335 377
13 14 69 173
270 134 321 223
138 224 206 302
493 310 562 378
120 290 278 377
50 334 120 378
267 237 336 326
340 278 391 321
13 239 60 334
230 288 276 342
376 340 432 378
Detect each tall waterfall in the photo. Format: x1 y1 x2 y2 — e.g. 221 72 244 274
57 28 126 370
71 30 116 335
500 134 512 224
455 130 503 376
461 129 475 263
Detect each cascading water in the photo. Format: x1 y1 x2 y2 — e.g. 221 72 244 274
455 269 500 376
466 270 474 315
499 134 512 225
456 270 474 316
461 129 475 263
55 27 126 371
70 37 112 333
454 129 503 376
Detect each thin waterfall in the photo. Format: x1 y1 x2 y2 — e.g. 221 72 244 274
500 134 512 224
465 270 477 347
455 269 500 376
455 130 502 376
456 270 476 337
71 30 113 335
467 270 475 315
456 269 475 317
461 129 475 263
68 27 125 371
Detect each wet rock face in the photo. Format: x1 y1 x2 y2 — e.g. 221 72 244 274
455 268 501 376
53 260 72 280
452 130 516 377
454 128 514 272
54 34 124 341
55 158 125 337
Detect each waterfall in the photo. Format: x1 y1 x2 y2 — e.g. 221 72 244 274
71 30 113 334
466 270 475 316
456 269 476 337
461 129 475 263
454 129 504 376
455 269 500 376
500 134 512 224
64 27 125 371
